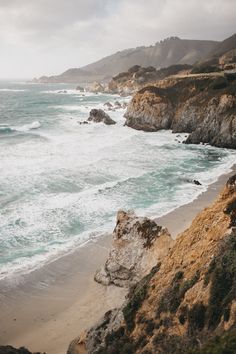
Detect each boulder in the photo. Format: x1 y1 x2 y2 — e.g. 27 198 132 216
67 309 123 354
0 346 42 354
87 109 116 125
89 82 104 93
75 86 84 92
114 101 122 108
103 102 113 108
94 210 173 287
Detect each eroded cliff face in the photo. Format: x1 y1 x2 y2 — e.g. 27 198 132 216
69 174 236 354
94 211 173 287
125 76 236 148
107 64 192 95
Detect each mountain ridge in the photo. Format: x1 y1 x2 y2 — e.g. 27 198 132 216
32 37 218 84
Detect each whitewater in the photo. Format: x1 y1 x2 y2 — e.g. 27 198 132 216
0 81 235 280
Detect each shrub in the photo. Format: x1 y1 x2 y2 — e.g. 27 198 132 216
187 329 236 354
123 263 161 331
156 271 200 316
188 302 206 335
179 305 188 325
204 233 236 329
191 65 220 74
145 319 155 335
210 77 229 90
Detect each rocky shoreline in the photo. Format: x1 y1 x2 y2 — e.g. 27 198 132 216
68 174 236 354
2 35 236 354
124 75 236 148
1 168 235 354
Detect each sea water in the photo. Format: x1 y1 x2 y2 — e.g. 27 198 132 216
0 81 235 280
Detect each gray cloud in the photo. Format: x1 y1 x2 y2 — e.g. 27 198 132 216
0 0 235 78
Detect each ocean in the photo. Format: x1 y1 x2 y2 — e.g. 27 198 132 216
0 81 235 281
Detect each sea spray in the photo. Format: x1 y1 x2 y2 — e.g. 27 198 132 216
0 81 235 280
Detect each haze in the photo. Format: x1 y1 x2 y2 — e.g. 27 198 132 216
0 0 235 79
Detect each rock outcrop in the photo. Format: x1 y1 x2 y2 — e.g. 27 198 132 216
87 109 116 125
89 82 105 93
0 346 42 354
125 75 236 148
69 174 236 354
76 86 85 92
94 211 173 287
108 64 192 94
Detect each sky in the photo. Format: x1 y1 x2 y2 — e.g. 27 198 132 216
0 0 235 79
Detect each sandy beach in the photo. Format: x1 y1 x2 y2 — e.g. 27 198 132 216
0 165 235 354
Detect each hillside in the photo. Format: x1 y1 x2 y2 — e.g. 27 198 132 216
68 174 236 354
203 33 236 62
32 37 217 84
195 33 236 68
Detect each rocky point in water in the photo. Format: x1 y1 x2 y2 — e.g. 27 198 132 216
124 75 236 148
94 210 173 287
87 109 116 125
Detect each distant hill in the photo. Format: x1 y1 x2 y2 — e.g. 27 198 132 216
207 33 236 58
33 37 218 84
197 33 236 66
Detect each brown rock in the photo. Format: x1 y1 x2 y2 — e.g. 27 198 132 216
94 210 173 287
87 109 116 125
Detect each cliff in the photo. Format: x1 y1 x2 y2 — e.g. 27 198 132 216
107 64 192 94
68 174 236 354
125 75 236 148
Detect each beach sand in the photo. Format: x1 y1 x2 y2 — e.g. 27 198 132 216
0 166 235 354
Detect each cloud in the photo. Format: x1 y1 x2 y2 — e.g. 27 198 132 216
0 0 235 78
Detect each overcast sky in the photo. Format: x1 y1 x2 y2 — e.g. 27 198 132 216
0 0 235 79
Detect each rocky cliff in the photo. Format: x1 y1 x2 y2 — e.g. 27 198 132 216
68 174 236 354
125 75 236 148
107 64 192 94
94 211 173 287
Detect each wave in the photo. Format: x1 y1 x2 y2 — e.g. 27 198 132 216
0 121 41 134
41 89 96 96
0 89 27 92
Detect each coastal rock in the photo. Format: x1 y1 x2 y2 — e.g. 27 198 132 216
67 309 124 354
76 86 84 92
185 94 236 148
87 109 116 125
0 346 42 354
89 82 104 93
125 87 174 131
193 179 202 186
78 121 89 125
94 210 173 287
103 101 113 109
125 76 236 148
107 64 192 94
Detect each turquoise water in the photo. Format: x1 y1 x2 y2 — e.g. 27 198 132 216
0 81 235 279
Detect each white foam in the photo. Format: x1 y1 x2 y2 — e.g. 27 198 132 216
1 87 235 282
13 121 41 132
0 89 27 92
